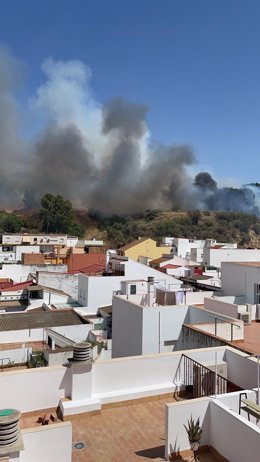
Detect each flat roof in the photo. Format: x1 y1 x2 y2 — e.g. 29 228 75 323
121 279 146 283
231 321 260 354
223 262 260 267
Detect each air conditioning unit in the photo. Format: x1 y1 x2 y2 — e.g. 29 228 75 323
239 313 252 325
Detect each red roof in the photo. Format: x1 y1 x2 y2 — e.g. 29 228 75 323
67 253 106 273
1 280 34 292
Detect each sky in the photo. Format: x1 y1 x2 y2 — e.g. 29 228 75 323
1 0 260 185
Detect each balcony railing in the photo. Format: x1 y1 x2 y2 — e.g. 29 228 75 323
180 353 242 398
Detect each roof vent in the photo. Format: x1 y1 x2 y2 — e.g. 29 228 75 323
73 342 92 362
0 409 21 446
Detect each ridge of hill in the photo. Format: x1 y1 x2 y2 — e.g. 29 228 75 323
77 210 260 249
6 208 260 250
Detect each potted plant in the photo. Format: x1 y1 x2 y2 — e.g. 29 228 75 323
184 416 203 461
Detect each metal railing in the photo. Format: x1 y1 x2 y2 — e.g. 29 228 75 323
0 357 10 372
181 353 242 398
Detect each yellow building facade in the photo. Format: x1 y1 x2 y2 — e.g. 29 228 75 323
118 238 170 262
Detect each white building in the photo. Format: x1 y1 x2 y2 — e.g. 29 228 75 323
77 256 182 314
172 238 206 262
37 271 78 300
203 247 260 268
0 245 41 264
222 261 260 306
0 233 78 247
112 291 243 358
0 263 68 282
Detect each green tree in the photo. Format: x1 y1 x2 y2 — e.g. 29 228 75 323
0 213 23 233
39 194 80 234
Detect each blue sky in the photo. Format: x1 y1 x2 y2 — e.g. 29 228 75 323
1 0 260 184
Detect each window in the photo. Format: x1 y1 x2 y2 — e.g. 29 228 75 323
130 285 136 295
254 284 260 304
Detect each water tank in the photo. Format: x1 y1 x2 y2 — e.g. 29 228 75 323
0 409 21 446
73 342 92 362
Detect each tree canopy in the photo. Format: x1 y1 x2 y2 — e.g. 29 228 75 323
39 194 84 236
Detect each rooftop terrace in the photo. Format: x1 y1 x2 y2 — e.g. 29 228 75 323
19 399 222 462
231 321 260 354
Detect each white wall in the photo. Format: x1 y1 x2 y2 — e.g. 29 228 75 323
204 248 260 268
165 397 210 459
112 296 190 357
52 325 92 343
0 346 255 421
165 395 260 462
222 262 260 304
0 251 15 263
217 389 256 415
78 274 121 313
37 272 78 299
0 264 68 283
0 328 44 344
67 236 78 247
124 259 182 290
210 399 260 462
112 296 242 358
0 366 69 412
15 246 40 262
78 259 182 313
196 321 243 341
0 324 89 346
204 297 238 318
190 247 204 263
0 347 32 365
20 422 72 462
173 238 205 260
112 297 143 358
44 350 73 366
224 348 260 389
185 291 213 305
92 351 183 399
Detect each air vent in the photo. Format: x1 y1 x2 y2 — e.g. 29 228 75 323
0 409 21 446
239 313 252 325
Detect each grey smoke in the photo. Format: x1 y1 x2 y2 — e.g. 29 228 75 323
88 99 196 215
194 172 217 192
0 47 259 216
194 172 259 215
28 124 96 204
0 46 26 208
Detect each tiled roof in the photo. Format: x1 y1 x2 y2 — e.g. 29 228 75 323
118 238 151 251
1 280 34 292
0 310 86 331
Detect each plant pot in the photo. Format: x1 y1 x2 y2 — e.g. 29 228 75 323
190 441 200 452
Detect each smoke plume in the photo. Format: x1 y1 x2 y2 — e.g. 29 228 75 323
0 46 259 215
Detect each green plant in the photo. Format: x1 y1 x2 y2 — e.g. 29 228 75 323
184 416 202 461
27 351 46 368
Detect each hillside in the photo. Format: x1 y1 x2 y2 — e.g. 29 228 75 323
80 210 260 248
5 206 260 249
